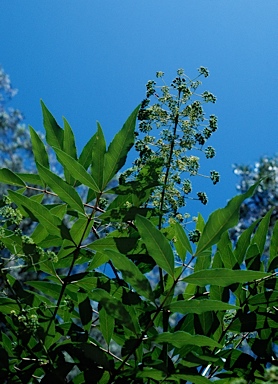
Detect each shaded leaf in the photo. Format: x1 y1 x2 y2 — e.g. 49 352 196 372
106 249 154 301
269 220 278 271
99 307 114 345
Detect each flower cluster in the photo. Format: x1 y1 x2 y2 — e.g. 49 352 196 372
121 68 220 223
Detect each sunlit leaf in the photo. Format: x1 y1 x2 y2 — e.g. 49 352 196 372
153 331 221 348
53 147 100 192
136 214 174 277
41 100 64 149
103 105 140 187
30 126 49 169
91 122 106 190
173 221 192 261
99 307 114 345
37 163 85 213
183 268 270 287
0 168 26 187
168 299 239 314
195 181 259 256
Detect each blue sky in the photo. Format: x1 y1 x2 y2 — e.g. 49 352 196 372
1 1 278 219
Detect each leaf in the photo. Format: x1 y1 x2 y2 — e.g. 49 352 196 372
248 291 278 307
173 222 192 261
195 181 259 256
234 219 260 264
53 147 100 193
103 105 140 187
136 214 174 277
218 231 238 270
41 100 64 149
105 250 154 301
168 299 239 314
229 312 278 332
183 268 270 287
78 132 97 169
0 168 26 187
269 220 278 271
8 190 62 236
27 281 62 300
153 331 221 348
63 117 78 185
29 126 49 168
0 298 20 314
37 163 85 214
91 122 106 190
99 307 114 345
250 208 273 255
90 288 137 333
78 297 92 329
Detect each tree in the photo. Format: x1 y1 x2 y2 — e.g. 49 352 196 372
0 68 277 383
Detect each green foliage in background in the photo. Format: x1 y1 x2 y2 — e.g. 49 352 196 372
0 69 277 383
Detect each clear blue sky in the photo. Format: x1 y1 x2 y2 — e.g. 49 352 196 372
1 1 278 219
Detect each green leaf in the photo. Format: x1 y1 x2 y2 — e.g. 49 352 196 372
229 312 278 332
136 214 174 277
0 298 20 314
103 105 140 187
90 288 137 333
195 181 259 256
78 132 97 170
37 163 85 213
218 231 238 270
250 208 273 255
99 307 114 345
153 331 221 348
53 147 100 193
27 281 62 299
8 190 63 236
183 268 270 287
78 297 92 329
0 168 26 187
41 100 64 149
173 222 192 261
269 221 278 271
248 291 278 307
29 126 49 169
15 172 44 186
91 122 106 190
105 250 154 301
168 299 239 314
63 117 78 185
234 219 260 264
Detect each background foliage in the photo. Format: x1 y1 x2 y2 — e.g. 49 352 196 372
0 69 277 383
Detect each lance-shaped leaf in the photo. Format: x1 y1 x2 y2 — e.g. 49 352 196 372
234 219 260 265
0 168 26 187
63 117 78 185
167 299 239 315
173 222 192 261
152 331 221 349
79 132 97 170
195 181 260 256
183 268 270 287
90 288 136 333
136 214 174 277
99 307 114 345
16 172 44 187
37 163 85 214
250 208 273 255
53 148 100 193
103 105 140 188
268 220 278 271
91 122 106 190
105 249 154 301
41 100 64 149
29 126 49 169
8 190 62 236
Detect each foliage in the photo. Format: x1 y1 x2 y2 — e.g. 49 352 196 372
0 69 277 383
231 156 278 250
